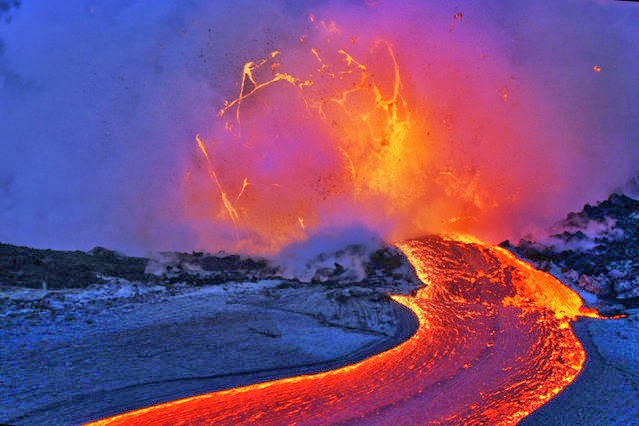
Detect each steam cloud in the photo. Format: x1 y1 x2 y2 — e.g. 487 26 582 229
1 0 637 255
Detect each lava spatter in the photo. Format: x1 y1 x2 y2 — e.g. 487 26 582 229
185 19 429 254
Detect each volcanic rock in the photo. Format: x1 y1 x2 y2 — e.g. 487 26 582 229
502 193 639 307
0 243 148 289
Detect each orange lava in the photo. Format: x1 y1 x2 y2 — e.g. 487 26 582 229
187 28 421 253
183 13 567 254
87 237 597 425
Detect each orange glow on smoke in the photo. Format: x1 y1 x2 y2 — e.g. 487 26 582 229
87 238 598 425
186 21 426 253
180 10 578 254
185 15 530 254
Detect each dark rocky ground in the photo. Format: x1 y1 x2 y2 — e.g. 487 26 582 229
0 242 418 291
502 193 639 313
0 244 149 290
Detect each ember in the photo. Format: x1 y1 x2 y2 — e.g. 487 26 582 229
186 22 420 253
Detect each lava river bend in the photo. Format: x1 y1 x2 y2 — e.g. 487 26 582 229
89 236 597 425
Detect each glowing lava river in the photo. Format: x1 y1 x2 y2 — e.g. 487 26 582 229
89 236 598 425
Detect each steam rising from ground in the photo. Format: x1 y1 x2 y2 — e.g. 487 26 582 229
1 1 637 255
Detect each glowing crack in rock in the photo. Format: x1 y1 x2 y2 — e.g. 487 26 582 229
88 237 599 425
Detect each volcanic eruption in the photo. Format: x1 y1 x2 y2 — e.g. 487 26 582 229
1 1 638 425
176 1 638 257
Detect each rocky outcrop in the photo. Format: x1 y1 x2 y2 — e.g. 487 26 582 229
502 193 639 306
145 252 277 285
0 243 148 289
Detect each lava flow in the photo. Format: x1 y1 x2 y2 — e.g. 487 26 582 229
92 13 601 425
88 236 598 425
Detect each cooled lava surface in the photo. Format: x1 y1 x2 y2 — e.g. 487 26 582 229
89 236 596 425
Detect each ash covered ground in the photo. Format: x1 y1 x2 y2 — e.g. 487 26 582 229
0 243 421 425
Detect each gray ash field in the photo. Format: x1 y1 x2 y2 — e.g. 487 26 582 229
0 243 421 425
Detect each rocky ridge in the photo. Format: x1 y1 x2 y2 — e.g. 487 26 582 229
0 242 421 336
502 193 639 310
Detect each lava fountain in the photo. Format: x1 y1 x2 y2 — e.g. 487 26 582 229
88 237 600 425
181 9 584 254
185 20 421 254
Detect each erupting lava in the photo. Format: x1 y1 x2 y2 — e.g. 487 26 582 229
183 14 522 254
89 237 598 425
187 23 420 253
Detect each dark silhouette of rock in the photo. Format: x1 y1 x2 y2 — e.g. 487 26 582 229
503 193 639 306
0 243 148 289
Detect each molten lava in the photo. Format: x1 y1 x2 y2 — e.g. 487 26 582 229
187 25 422 253
115 10 606 426
87 237 598 425
184 13 549 254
